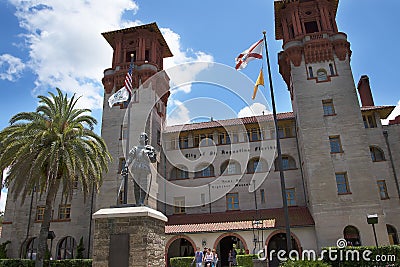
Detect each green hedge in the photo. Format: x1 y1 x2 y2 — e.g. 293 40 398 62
169 256 194 267
280 260 330 267
322 245 400 267
0 259 92 267
236 254 257 267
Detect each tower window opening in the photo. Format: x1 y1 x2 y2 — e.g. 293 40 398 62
289 25 295 39
126 51 136 62
145 50 150 62
329 64 335 76
308 66 314 78
304 21 319 34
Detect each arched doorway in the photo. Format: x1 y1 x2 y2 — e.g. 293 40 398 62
216 235 246 267
343 225 361 246
267 232 300 267
387 224 399 245
166 237 195 267
23 237 38 260
57 236 76 259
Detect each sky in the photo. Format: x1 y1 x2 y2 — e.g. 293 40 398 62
1 0 400 211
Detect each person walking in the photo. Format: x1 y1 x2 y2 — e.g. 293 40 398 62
204 248 214 267
212 248 218 267
193 247 203 267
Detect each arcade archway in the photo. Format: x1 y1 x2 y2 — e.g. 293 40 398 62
266 232 300 267
215 234 247 267
166 236 195 267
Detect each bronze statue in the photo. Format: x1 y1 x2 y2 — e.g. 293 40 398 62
121 132 156 206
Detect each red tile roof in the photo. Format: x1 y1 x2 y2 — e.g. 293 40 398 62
164 105 395 133
165 206 314 234
164 112 295 133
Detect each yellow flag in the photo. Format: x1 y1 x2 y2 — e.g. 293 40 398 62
253 69 264 99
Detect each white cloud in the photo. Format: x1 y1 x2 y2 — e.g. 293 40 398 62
238 102 270 118
382 100 400 125
0 54 25 81
166 100 191 126
161 28 214 95
9 0 139 109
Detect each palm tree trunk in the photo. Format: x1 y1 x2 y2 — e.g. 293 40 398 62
35 178 60 267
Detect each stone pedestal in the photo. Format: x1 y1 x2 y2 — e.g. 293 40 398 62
92 206 167 267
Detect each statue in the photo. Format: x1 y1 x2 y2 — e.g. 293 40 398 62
120 132 156 206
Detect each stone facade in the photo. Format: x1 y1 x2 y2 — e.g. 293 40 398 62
92 207 167 267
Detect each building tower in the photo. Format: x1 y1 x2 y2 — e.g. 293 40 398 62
274 0 394 248
97 23 172 210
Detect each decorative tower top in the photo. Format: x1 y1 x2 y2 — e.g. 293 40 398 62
101 22 172 96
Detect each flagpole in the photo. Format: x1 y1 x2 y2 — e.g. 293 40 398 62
262 31 292 252
123 54 135 205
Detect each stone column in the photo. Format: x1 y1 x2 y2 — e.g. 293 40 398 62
92 206 167 267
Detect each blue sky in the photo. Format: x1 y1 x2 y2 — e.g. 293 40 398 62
1 0 400 210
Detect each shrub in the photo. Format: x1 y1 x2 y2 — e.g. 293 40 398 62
76 237 85 259
280 260 330 267
0 259 92 267
0 241 10 259
236 254 258 267
322 245 400 267
170 256 194 267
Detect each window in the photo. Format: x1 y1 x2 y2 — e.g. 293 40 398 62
308 66 314 78
199 133 214 146
201 193 206 207
145 49 150 61
171 167 189 179
260 189 266 204
131 90 139 103
344 226 361 246
363 115 377 128
304 21 319 33
58 204 71 220
219 132 231 145
370 146 385 162
118 158 126 174
179 137 189 149
377 180 389 199
286 188 296 206
120 125 128 140
336 173 350 194
247 158 266 173
232 132 239 143
329 64 335 76
195 165 214 178
329 136 342 153
226 193 239 210
174 197 185 214
221 160 240 175
322 99 335 116
278 126 294 138
157 130 161 145
247 128 262 142
317 69 328 82
274 155 296 171
36 206 45 222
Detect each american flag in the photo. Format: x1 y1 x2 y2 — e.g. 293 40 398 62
124 57 134 95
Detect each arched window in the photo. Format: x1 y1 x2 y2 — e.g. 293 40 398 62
25 237 38 260
220 160 241 175
247 158 267 173
57 236 76 260
370 146 385 162
170 166 189 179
308 66 314 78
195 164 215 178
343 226 361 246
317 69 328 82
274 155 296 171
387 224 399 245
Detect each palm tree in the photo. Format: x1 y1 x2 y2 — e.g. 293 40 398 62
0 88 111 267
